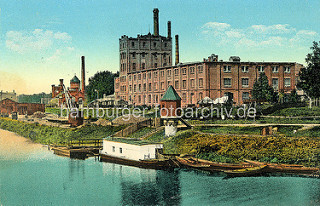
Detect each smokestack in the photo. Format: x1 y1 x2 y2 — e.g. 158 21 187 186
153 8 159 36
167 21 171 38
81 56 85 92
175 35 179 65
59 79 64 86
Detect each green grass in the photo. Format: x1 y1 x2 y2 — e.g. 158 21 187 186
270 106 320 116
0 118 124 145
127 127 155 139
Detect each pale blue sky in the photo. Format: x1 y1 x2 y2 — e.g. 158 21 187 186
0 0 319 94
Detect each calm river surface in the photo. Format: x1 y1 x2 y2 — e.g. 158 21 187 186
0 130 320 206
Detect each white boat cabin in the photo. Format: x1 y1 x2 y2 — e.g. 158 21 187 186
100 137 164 161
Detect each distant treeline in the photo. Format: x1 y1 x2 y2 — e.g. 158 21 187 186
18 93 51 103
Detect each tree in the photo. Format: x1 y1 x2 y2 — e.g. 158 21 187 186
288 89 300 103
86 70 119 103
298 41 320 107
252 72 276 103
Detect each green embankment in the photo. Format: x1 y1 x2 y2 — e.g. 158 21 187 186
146 129 320 167
0 118 123 145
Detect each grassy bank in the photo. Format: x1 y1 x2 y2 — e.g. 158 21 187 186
146 129 320 167
0 118 124 145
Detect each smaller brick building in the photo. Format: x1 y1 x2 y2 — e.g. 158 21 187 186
0 98 45 115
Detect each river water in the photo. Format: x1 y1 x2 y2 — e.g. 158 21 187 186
0 130 320 206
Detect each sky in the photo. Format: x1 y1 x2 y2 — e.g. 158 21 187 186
0 0 319 94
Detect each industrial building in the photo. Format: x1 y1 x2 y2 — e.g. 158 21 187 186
114 8 304 107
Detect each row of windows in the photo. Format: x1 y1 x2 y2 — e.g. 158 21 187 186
127 78 204 93
223 65 292 73
112 146 122 153
223 78 291 88
120 41 169 49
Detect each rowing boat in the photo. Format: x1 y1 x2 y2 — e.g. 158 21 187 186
223 165 268 177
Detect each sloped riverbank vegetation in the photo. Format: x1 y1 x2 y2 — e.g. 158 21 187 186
0 118 123 145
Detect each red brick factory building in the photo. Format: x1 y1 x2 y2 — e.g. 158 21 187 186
0 98 45 116
114 8 304 107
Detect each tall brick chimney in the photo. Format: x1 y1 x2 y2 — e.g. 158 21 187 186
81 56 85 92
167 21 171 38
175 35 179 65
153 8 159 36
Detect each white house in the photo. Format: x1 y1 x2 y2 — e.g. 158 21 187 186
100 137 163 161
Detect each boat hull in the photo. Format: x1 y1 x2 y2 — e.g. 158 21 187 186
99 154 173 170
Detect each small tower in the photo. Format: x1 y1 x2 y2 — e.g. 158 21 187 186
70 75 80 91
160 86 181 137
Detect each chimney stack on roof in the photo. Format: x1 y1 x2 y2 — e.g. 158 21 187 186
167 21 171 38
175 35 179 65
81 56 85 92
153 8 159 36
59 79 64 86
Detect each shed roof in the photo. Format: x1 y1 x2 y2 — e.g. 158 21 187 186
161 86 181 101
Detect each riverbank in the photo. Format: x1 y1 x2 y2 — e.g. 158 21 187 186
0 118 124 145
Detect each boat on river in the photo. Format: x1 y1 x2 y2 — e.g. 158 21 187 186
244 159 320 175
223 165 268 177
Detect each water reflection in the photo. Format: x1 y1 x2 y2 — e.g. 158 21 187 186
102 163 181 205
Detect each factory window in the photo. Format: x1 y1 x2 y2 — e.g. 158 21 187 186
138 74 141 80
155 63 158 68
241 66 249 73
258 66 265 73
161 71 164 77
143 73 146 79
223 66 231 73
154 71 158 78
199 92 203 100
242 92 250 100
272 66 279 73
272 78 279 90
131 42 135 47
155 95 158 103
169 56 171 63
164 43 167 47
112 146 115 152
224 78 231 87
284 66 291 73
119 148 123 153
167 70 171 77
129 85 132 92
134 75 136 81
285 78 291 87
138 84 141 92
182 68 187 75
182 93 186 102
143 42 146 47
242 78 249 87
142 63 145 70
175 80 179 89
148 83 152 91
132 53 136 58
199 78 203 88
182 80 186 89
161 82 164 90
198 65 203 73
134 84 136 92
129 75 131 81
132 63 136 71
143 83 146 91
142 53 145 58
154 82 158 90
190 79 195 88
148 95 152 103
154 42 156 47
138 95 141 103
167 81 171 87
189 67 195 74
175 69 179 75
163 63 167 67
148 72 151 79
